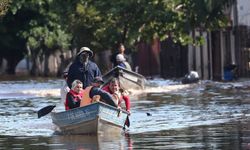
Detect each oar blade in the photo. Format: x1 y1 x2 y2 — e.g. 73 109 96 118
37 105 56 118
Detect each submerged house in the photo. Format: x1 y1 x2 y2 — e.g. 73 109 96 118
136 0 250 81
186 0 250 81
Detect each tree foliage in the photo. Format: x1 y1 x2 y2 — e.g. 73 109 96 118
0 0 235 75
3 0 72 75
72 0 235 48
0 0 10 18
10 0 72 51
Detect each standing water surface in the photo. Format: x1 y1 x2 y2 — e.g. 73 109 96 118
0 79 250 149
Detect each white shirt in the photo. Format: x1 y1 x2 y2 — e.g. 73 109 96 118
60 81 70 104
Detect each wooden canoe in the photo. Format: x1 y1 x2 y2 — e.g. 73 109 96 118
51 102 128 135
102 66 146 90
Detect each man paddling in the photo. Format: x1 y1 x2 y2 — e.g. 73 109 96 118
80 77 117 107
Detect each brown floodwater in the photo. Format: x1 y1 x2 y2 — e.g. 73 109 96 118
0 79 250 149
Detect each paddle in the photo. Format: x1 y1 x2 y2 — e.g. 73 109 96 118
37 105 56 118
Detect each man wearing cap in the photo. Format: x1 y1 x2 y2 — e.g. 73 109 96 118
80 76 117 107
116 54 132 71
67 47 102 89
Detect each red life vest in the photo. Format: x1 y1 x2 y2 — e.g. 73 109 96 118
102 85 112 93
102 85 122 105
102 85 130 111
65 89 83 110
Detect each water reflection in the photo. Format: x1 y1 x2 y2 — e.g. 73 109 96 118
0 133 133 150
129 86 250 134
132 120 250 150
51 133 133 150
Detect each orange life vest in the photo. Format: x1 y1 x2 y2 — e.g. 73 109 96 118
80 86 93 107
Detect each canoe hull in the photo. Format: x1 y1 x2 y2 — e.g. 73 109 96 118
51 102 128 134
102 66 146 90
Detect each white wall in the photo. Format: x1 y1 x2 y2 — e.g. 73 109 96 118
237 0 250 26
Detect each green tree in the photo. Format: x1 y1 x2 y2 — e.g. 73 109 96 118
169 0 235 45
2 0 72 76
78 0 235 50
0 0 27 74
0 0 235 76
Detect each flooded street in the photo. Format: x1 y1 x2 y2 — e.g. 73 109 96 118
0 79 250 149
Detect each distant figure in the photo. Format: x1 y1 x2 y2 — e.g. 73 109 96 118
65 80 83 110
116 54 132 71
102 78 131 114
80 77 117 107
110 43 130 67
182 71 199 84
67 47 102 89
60 71 70 104
224 64 238 81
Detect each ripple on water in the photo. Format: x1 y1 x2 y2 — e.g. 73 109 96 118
0 79 250 150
